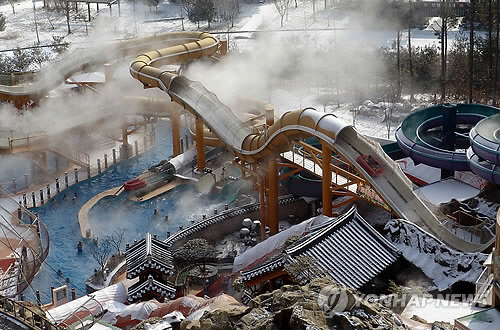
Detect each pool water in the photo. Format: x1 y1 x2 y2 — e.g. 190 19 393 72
26 121 241 303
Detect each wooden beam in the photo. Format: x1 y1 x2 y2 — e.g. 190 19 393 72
278 167 302 181
332 196 359 209
244 269 287 287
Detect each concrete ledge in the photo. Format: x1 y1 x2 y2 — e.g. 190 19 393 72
78 186 122 238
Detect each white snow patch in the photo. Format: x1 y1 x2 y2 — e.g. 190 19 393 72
384 219 487 291
414 178 480 205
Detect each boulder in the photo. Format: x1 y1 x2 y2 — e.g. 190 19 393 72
235 308 274 330
179 278 406 330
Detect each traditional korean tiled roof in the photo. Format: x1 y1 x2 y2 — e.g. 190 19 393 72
127 274 176 303
285 207 401 288
126 233 174 279
241 207 400 289
240 255 285 282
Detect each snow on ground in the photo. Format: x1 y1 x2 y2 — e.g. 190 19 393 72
402 297 483 325
384 219 487 291
1 0 468 140
455 308 500 330
415 178 480 206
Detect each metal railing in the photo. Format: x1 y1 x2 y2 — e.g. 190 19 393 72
7 131 49 152
0 296 62 330
0 128 156 207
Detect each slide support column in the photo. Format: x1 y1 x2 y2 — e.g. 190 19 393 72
267 158 279 235
171 103 181 157
195 116 205 170
322 143 332 217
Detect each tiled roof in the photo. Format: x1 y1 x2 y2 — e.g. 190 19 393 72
241 207 400 289
126 233 174 279
285 207 400 288
241 256 285 282
127 274 176 303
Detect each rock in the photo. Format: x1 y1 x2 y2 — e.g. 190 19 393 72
132 317 165 330
180 278 406 330
181 320 201 330
235 308 274 330
431 321 454 330
200 306 249 330
289 304 328 330
411 314 428 323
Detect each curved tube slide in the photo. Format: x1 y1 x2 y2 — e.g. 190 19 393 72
0 31 219 101
396 104 499 171
129 32 490 252
468 114 500 184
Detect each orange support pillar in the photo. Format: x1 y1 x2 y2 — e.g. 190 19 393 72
259 175 266 241
122 125 129 146
171 104 181 157
322 143 332 217
195 116 205 170
267 158 279 235
41 152 47 169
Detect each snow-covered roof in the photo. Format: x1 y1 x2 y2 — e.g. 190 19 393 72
241 207 400 289
415 178 479 205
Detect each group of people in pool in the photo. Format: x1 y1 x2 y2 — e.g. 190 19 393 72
153 208 168 221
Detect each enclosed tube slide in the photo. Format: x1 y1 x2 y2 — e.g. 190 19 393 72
395 104 499 171
0 32 221 102
129 32 488 252
468 114 500 184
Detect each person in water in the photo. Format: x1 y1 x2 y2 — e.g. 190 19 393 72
164 215 169 221
154 208 159 216
63 194 67 200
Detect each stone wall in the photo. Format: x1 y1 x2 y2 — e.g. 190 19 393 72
166 195 310 250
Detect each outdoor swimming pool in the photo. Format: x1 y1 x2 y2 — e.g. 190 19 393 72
26 121 241 303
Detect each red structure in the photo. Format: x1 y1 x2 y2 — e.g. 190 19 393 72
356 155 384 177
124 178 147 191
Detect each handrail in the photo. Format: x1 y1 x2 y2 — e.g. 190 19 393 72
0 296 62 330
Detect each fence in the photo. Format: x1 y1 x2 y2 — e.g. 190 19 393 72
0 72 35 87
1 128 156 208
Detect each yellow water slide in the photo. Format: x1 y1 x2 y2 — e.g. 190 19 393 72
129 32 487 252
0 32 221 102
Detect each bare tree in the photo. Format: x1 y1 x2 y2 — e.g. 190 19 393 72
285 255 328 282
173 238 215 273
90 238 112 271
219 0 240 28
0 14 5 32
273 0 292 27
311 0 316 22
106 229 125 255
408 0 414 102
468 0 475 103
7 0 16 14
